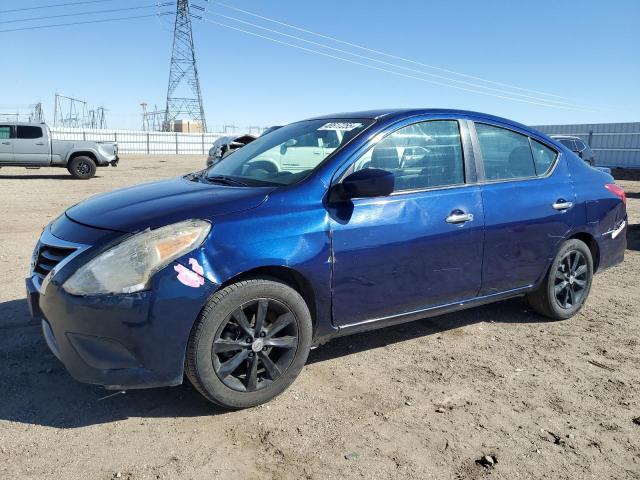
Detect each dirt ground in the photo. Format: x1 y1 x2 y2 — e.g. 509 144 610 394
0 156 638 480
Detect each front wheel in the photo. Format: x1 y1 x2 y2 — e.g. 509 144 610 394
68 156 97 179
185 279 312 409
527 239 594 320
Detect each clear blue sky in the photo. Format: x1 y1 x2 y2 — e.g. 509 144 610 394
1 0 638 130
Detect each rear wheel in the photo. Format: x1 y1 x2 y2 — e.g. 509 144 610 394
527 239 593 320
185 279 312 409
68 155 96 179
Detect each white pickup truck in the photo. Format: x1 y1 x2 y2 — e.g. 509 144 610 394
0 122 118 179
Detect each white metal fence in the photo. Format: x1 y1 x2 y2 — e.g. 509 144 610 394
49 127 237 155
533 122 640 169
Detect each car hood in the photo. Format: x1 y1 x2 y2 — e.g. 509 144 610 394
65 176 274 233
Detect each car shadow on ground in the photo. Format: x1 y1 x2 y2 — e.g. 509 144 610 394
0 294 547 429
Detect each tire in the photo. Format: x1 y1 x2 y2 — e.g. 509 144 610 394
527 239 594 320
185 279 312 409
68 155 96 179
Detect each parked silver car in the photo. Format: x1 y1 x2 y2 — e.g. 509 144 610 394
0 122 118 179
206 134 257 168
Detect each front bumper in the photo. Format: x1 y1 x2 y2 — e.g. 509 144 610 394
27 223 217 390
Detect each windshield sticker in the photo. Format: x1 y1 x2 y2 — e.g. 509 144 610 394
318 122 363 131
174 258 205 288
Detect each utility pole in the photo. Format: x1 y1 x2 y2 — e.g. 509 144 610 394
141 102 150 131
164 0 207 132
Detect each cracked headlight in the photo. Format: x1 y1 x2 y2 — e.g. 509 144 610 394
63 219 211 296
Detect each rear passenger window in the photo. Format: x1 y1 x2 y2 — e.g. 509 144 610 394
17 126 43 139
530 139 557 175
475 123 535 180
0 126 10 139
353 120 464 192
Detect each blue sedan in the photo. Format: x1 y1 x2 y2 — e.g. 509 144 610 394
27 109 627 408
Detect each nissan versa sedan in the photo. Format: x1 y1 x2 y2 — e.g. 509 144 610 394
27 109 627 409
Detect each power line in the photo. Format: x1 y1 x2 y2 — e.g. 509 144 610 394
205 0 578 103
0 0 121 14
0 3 173 25
196 16 592 111
0 12 173 34
194 6 588 110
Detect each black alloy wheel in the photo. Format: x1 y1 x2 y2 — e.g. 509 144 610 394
527 238 593 320
212 298 299 392
185 279 312 408
76 159 91 175
554 250 588 309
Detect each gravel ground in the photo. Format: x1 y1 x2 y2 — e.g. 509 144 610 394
0 156 638 480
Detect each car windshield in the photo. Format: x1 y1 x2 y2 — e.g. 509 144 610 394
204 119 373 186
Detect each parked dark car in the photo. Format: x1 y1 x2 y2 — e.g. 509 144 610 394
27 109 627 409
551 135 596 165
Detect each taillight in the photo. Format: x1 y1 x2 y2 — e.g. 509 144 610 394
605 183 626 206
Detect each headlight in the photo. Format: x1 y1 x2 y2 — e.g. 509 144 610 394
63 219 211 296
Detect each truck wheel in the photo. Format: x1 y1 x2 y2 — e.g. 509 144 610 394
68 156 96 179
185 279 312 409
527 239 593 320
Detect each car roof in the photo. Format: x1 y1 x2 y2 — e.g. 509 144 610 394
1 121 46 126
305 108 531 130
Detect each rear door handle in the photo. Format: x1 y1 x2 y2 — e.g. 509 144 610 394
446 210 474 224
552 200 573 211
35 142 45 146
1 141 10 145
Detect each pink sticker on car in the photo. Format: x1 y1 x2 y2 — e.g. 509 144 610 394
174 258 205 288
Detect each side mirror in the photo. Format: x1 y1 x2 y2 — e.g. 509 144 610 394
330 168 395 202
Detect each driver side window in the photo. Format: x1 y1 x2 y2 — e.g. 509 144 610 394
353 120 465 193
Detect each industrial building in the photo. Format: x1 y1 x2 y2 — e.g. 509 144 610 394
533 122 640 169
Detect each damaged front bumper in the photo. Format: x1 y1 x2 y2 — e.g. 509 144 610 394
27 222 218 390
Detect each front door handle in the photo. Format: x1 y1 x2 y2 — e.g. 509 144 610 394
35 142 45 146
552 200 574 211
1 141 10 145
446 210 474 224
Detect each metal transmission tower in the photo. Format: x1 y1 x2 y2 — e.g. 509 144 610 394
141 102 166 131
96 106 107 129
30 102 45 122
163 0 207 132
54 93 88 128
